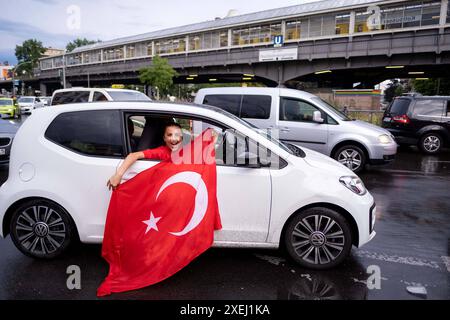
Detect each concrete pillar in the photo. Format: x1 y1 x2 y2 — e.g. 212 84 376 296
349 11 356 35
39 82 47 97
440 0 448 26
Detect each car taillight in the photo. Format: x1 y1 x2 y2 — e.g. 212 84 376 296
393 114 410 124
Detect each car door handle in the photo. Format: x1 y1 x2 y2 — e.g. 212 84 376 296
280 128 290 132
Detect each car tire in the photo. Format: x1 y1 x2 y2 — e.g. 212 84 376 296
10 200 76 259
284 207 353 270
419 133 443 154
333 145 366 173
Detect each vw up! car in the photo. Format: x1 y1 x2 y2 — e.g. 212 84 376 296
382 95 450 154
195 87 397 173
0 102 376 269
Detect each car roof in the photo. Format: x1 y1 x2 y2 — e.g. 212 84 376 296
196 87 318 99
53 88 141 93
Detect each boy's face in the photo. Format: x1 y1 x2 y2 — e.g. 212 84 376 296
163 126 183 151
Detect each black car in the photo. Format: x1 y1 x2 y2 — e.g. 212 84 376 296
0 118 19 165
382 95 450 154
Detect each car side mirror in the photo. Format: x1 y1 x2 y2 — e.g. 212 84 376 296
313 111 324 123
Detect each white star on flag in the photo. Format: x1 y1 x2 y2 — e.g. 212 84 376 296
143 212 161 234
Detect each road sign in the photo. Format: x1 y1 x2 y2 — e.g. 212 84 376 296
259 47 298 62
273 35 284 48
14 80 20 86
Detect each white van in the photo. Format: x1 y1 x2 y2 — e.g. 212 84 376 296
0 102 376 269
195 87 398 173
51 88 151 106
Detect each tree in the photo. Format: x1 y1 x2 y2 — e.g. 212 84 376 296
15 39 46 75
139 56 178 99
412 78 450 96
384 79 410 103
66 38 101 53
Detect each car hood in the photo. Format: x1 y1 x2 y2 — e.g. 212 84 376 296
302 147 355 176
0 120 19 133
346 119 390 136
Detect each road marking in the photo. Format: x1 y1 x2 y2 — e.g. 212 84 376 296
441 256 450 273
354 250 441 270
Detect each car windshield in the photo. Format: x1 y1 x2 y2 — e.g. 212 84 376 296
311 97 352 121
106 90 151 101
0 99 13 106
18 97 34 103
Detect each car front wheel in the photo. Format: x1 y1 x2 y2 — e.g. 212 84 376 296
10 200 75 259
284 208 353 270
334 145 366 173
419 133 443 154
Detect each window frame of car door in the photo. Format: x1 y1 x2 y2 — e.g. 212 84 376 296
44 109 127 160
278 96 331 125
121 110 284 169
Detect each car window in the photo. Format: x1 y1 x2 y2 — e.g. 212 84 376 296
445 101 450 118
279 97 322 123
93 92 109 102
203 94 241 116
389 98 411 115
124 112 277 168
51 91 90 105
45 110 124 158
106 90 150 101
412 99 444 119
0 99 13 106
240 95 272 119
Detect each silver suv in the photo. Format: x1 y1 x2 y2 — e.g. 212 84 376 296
195 87 397 173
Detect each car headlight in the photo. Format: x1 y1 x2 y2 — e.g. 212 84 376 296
339 176 367 196
378 134 392 144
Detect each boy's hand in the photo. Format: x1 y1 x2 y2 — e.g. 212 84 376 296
107 174 122 191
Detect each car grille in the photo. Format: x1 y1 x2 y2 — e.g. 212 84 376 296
0 138 11 147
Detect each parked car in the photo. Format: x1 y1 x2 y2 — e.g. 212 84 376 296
0 119 19 165
17 96 44 114
0 102 376 269
51 88 151 106
40 96 52 106
195 87 397 173
382 95 450 154
0 97 20 119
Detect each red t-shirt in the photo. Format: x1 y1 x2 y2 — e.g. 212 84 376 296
142 146 172 161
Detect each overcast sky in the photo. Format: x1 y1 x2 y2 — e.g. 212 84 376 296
0 0 321 64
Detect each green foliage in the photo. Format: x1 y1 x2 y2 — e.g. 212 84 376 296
66 38 100 53
14 39 46 75
138 56 178 99
412 78 450 96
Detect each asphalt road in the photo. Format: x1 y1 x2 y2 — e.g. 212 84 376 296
0 116 449 300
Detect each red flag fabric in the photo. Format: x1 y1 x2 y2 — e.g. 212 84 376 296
97 129 222 296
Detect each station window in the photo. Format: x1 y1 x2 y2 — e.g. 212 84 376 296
448 1 450 23
103 46 124 61
232 23 281 46
155 38 186 55
126 45 135 58
420 1 441 26
335 13 350 35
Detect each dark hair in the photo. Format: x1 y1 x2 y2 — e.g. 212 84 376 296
164 122 182 130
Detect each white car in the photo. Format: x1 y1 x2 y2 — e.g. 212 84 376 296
17 96 44 114
0 102 376 269
195 87 398 173
51 88 151 106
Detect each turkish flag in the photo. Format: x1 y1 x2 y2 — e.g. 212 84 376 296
97 129 222 296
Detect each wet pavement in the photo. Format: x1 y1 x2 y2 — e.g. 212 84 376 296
0 117 449 300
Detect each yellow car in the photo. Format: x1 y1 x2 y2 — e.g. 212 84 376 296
0 98 20 119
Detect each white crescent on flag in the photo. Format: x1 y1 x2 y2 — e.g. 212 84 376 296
156 171 208 237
